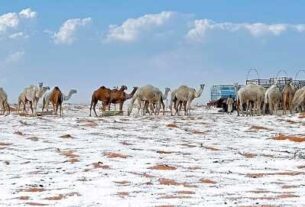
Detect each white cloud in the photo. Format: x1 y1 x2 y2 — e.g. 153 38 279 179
105 11 175 42
295 24 305 32
9 32 28 39
0 8 37 38
19 8 37 19
0 13 19 33
5 51 25 63
244 23 287 36
53 17 92 45
186 19 305 42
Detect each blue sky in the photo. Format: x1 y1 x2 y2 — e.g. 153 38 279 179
1 1 305 103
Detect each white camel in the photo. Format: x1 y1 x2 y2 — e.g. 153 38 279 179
128 85 165 116
0 88 10 115
18 83 50 115
236 83 265 116
42 89 77 112
264 83 282 115
144 87 170 115
170 84 205 115
291 86 305 113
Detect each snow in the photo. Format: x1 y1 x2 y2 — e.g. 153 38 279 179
0 104 305 206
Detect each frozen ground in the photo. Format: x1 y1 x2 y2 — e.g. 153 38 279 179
0 104 305 207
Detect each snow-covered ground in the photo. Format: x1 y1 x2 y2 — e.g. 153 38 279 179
0 104 305 207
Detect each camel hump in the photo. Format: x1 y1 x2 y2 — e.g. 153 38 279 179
54 86 60 90
100 86 106 89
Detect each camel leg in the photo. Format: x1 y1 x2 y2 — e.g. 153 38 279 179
142 102 146 116
89 101 94 116
154 102 158 115
59 104 62 117
161 100 165 115
128 97 137 116
174 101 179 116
53 103 56 115
186 100 191 116
289 100 293 114
268 102 272 115
174 102 179 116
4 102 9 115
246 100 250 115
119 102 123 112
33 100 38 115
93 101 98 117
89 98 98 117
29 101 33 115
42 98 46 112
1 101 5 115
23 101 27 113
136 99 142 115
283 102 286 115
2 101 6 115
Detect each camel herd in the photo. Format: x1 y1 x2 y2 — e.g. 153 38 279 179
89 84 205 116
0 80 304 117
0 83 77 116
235 80 305 116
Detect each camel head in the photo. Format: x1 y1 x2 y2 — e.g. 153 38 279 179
164 87 171 94
70 89 77 95
126 87 138 100
163 87 171 100
43 86 50 92
120 85 128 91
195 84 205 98
35 86 50 98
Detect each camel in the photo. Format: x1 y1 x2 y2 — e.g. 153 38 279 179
18 83 50 115
49 86 63 116
90 86 112 116
42 89 77 112
109 85 138 112
90 85 137 116
282 81 295 115
127 85 166 116
0 88 10 115
291 86 305 113
143 87 170 115
264 83 282 115
236 83 265 116
170 84 205 115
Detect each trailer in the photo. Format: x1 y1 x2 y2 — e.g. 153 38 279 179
210 85 236 101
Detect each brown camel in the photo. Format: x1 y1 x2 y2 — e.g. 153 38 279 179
89 85 138 116
89 86 112 116
50 86 63 116
282 81 295 115
109 86 138 112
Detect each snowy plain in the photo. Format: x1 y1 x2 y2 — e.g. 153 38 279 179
0 104 305 207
